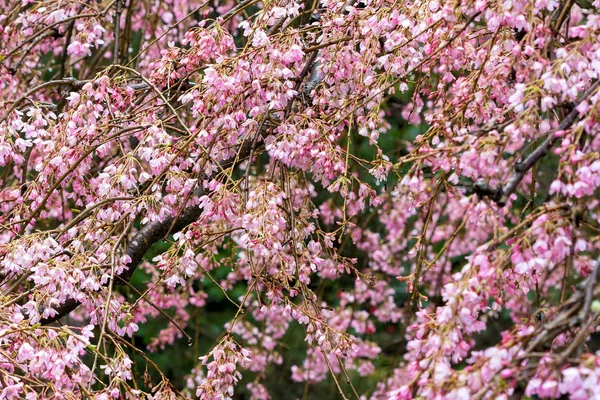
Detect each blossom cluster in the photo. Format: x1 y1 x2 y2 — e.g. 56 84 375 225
1 0 600 398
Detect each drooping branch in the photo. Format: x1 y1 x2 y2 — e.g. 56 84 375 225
474 80 600 206
31 12 333 325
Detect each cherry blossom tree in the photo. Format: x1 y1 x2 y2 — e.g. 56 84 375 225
1 0 600 398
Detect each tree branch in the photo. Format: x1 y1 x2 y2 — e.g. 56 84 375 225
474 80 600 206
40 136 261 325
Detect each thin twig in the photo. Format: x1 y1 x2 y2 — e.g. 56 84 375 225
88 217 136 390
115 275 193 344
